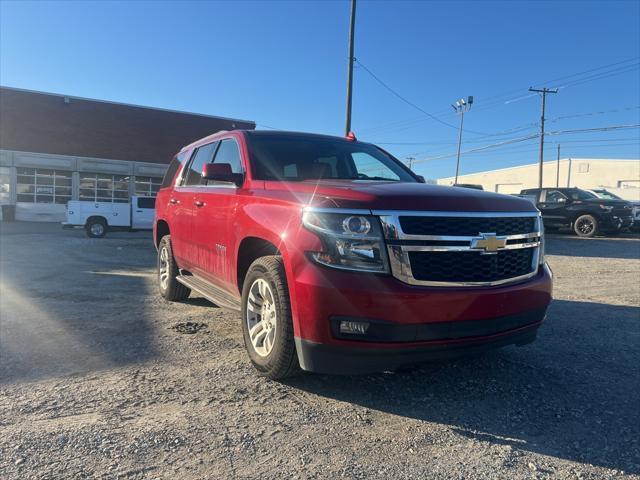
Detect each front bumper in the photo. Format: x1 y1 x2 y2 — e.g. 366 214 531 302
289 259 553 373
296 317 541 374
601 214 634 230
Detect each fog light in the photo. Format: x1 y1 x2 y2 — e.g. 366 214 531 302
339 320 370 335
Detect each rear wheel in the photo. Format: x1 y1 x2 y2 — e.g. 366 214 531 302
241 256 299 379
573 214 599 238
86 218 107 238
158 235 190 301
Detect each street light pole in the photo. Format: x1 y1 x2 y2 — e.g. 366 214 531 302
452 96 473 184
344 0 357 136
454 111 465 184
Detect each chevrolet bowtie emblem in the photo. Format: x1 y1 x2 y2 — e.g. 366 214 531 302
470 233 507 254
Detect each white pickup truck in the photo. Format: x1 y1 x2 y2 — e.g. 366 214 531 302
63 196 156 238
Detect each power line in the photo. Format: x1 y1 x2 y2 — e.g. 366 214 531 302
354 59 488 135
359 57 640 138
411 124 640 165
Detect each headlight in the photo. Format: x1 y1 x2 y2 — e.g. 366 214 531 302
302 210 389 273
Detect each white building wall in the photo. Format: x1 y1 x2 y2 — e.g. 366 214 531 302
438 159 640 201
0 149 168 222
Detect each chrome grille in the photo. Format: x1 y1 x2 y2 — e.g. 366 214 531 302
376 210 542 287
399 216 536 237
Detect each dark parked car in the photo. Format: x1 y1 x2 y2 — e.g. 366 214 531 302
520 187 634 237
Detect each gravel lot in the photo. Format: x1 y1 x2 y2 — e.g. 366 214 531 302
1 222 639 479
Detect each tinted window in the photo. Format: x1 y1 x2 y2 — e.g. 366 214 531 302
563 189 597 201
246 134 416 182
214 139 243 174
184 142 218 186
137 197 156 209
545 190 567 204
161 151 188 188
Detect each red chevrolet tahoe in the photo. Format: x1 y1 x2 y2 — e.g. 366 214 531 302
154 130 552 379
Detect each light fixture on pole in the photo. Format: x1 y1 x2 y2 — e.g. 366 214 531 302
452 96 473 184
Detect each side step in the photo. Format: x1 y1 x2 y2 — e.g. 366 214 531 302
176 274 241 311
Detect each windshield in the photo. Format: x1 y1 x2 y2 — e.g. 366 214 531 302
566 189 598 201
246 133 417 182
593 190 622 200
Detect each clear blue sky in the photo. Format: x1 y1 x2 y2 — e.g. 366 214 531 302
1 0 639 180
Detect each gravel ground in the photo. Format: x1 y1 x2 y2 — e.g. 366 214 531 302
0 222 639 479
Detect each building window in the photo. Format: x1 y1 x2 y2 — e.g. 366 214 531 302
578 163 590 173
16 167 72 204
0 167 10 204
80 173 130 203
134 176 162 196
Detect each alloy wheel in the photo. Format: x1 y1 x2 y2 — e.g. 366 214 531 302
246 278 277 357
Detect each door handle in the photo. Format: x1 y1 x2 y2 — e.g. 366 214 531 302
194 200 205 207
169 198 179 205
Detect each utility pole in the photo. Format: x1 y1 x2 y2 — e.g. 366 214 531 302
344 0 357 136
452 96 473 184
406 157 415 170
529 87 558 188
556 144 561 188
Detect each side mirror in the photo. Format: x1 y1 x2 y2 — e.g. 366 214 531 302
558 197 567 204
202 163 242 186
416 175 426 183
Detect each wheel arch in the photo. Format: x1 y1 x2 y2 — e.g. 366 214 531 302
236 236 281 294
155 219 170 248
86 215 108 227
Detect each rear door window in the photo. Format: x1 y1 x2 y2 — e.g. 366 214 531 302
137 197 156 209
161 151 190 188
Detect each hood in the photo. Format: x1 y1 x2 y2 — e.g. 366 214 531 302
263 180 538 212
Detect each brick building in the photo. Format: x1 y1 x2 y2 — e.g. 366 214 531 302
0 86 254 221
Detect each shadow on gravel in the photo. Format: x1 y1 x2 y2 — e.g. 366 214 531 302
546 233 640 259
287 299 640 473
0 226 159 384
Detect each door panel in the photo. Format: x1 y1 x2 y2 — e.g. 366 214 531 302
168 189 195 269
132 197 155 229
538 190 570 227
191 138 244 292
191 188 234 289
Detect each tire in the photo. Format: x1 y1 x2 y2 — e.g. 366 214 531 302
241 256 300 380
157 235 191 301
573 214 599 238
86 218 107 238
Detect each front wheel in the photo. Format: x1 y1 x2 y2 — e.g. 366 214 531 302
573 214 599 238
241 256 299 379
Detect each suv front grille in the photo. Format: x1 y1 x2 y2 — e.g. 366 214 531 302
376 211 542 287
408 249 534 283
399 216 536 236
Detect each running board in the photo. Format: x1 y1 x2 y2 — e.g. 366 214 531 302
176 274 241 311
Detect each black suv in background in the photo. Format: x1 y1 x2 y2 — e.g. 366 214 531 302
520 187 634 237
